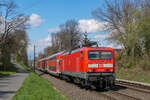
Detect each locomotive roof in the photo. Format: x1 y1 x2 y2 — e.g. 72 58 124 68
63 47 113 55
83 47 113 50
39 51 64 61
39 47 113 61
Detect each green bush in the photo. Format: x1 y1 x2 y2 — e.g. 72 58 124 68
125 62 132 68
116 53 123 61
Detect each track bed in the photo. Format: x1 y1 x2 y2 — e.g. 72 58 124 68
36 70 150 100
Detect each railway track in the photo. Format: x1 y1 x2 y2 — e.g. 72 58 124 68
116 82 150 94
116 80 150 92
100 90 141 100
114 81 150 100
36 70 150 100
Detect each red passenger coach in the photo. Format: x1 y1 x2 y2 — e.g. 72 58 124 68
38 59 45 70
38 47 115 89
47 52 64 75
38 51 64 75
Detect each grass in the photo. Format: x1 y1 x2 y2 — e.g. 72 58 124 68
12 62 66 100
17 61 32 72
0 63 18 77
116 67 150 83
115 55 150 84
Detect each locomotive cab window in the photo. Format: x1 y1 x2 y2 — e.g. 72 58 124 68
88 51 100 59
88 51 112 59
100 51 112 59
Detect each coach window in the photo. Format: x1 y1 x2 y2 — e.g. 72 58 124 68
81 51 83 60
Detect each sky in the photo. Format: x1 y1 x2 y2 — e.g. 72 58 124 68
14 0 121 59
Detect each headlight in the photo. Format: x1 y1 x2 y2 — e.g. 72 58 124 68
110 69 113 72
103 64 113 67
89 69 92 72
88 64 98 68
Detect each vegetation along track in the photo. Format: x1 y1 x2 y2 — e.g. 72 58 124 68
36 70 150 100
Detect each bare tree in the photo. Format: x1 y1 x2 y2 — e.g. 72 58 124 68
11 30 28 65
0 1 28 45
93 0 143 56
0 0 28 70
59 20 81 51
93 0 150 68
42 20 82 57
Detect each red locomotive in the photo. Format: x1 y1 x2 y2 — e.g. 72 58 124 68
38 47 115 89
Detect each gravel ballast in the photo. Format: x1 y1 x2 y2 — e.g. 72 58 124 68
36 70 150 100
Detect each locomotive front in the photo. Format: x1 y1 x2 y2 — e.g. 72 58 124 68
85 47 115 88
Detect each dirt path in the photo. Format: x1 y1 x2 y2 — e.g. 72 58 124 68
0 62 29 100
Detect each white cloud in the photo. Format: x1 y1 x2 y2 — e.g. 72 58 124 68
27 14 43 27
48 27 60 33
28 35 52 53
37 35 52 51
47 19 108 34
94 34 109 39
93 39 123 49
104 43 123 49
78 19 108 33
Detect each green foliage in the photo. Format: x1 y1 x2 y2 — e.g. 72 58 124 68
116 67 150 83
138 58 150 70
0 63 18 77
12 72 66 100
115 53 123 61
125 62 132 68
17 61 32 72
0 72 16 78
12 30 29 66
93 0 150 71
0 0 28 71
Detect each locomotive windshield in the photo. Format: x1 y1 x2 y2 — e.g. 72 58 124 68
101 51 112 59
88 51 112 59
88 51 99 59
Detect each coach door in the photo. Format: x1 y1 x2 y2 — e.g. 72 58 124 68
57 60 60 73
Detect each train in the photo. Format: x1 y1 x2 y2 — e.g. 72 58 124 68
37 47 115 89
